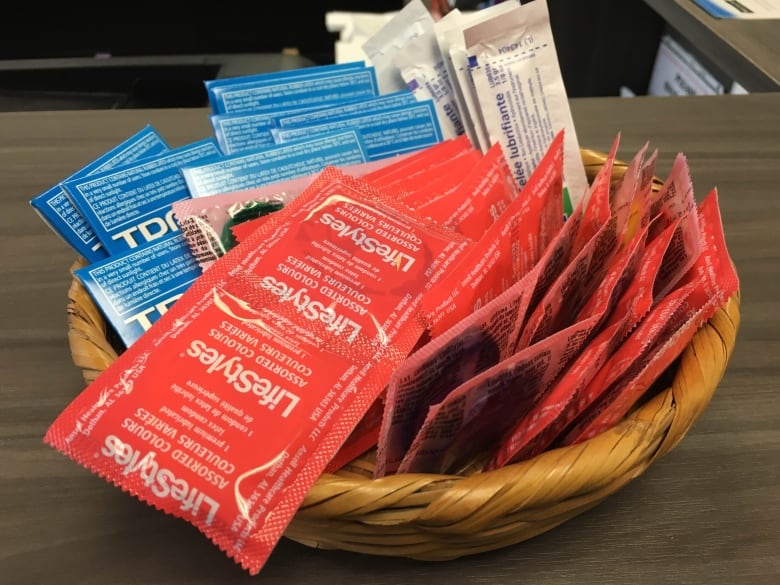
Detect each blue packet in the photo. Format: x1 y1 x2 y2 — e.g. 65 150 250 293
181 129 370 198
274 89 417 128
270 101 444 161
211 110 279 154
204 61 367 113
210 103 339 155
29 125 170 263
209 65 379 115
62 138 223 256
74 233 202 347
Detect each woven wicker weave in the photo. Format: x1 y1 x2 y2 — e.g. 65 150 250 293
65 149 741 560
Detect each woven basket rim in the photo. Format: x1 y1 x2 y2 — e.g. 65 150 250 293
63 148 741 561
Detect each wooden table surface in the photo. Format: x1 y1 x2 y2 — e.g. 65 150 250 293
1 94 778 584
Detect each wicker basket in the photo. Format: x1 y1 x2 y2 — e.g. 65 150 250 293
65 149 741 561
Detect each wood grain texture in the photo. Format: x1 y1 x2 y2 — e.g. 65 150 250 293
1 95 778 584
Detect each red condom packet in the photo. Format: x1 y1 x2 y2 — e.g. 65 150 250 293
375 262 542 477
487 153 704 465
414 142 524 240
558 189 739 445
399 181 645 474
517 213 619 349
571 133 619 254
397 144 484 207
644 153 701 300
362 134 474 189
392 148 483 207
648 152 697 241
396 309 607 475
543 216 695 443
486 222 650 468
514 134 641 351
421 130 565 338
231 214 274 246
43 166 469 575
376 139 573 477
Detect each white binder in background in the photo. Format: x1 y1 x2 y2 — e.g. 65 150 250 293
647 34 725 96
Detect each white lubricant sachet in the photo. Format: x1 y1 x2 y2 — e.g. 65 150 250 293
464 0 588 216
392 26 465 140
434 1 522 153
362 0 435 94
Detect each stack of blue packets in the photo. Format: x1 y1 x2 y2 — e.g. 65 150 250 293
30 60 447 348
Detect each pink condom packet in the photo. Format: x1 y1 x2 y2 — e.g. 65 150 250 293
621 147 659 245
173 156 416 271
44 165 469 575
610 142 649 237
